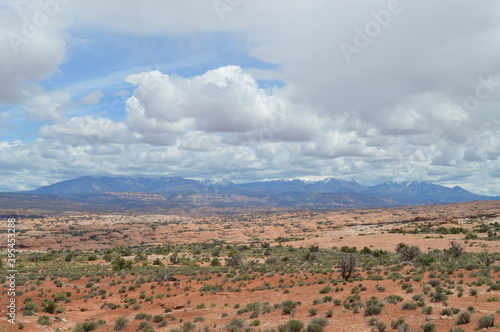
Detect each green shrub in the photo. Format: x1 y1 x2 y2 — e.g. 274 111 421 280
138 321 155 331
22 301 37 316
42 300 57 314
278 319 305 332
384 294 403 304
401 302 418 310
391 317 405 329
477 315 495 329
319 286 331 294
282 300 299 315
114 317 129 331
422 306 433 315
364 305 382 316
226 318 245 331
135 313 152 320
421 322 436 332
441 308 453 316
37 316 50 326
373 321 387 332
73 321 101 332
456 311 471 325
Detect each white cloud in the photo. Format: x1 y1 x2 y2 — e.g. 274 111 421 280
0 2 68 103
125 66 322 143
80 89 104 105
39 116 131 145
24 90 72 122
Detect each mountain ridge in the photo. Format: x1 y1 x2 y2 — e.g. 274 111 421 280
27 176 499 205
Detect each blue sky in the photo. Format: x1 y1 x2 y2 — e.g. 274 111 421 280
0 0 500 195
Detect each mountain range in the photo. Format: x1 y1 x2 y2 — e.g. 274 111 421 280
27 176 499 207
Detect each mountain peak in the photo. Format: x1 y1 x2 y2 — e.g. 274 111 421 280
27 175 497 205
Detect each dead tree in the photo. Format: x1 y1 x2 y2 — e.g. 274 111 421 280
448 241 465 258
338 254 356 281
156 267 178 282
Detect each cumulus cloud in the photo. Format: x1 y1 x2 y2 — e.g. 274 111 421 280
24 90 72 122
0 2 69 103
125 66 323 143
39 116 131 145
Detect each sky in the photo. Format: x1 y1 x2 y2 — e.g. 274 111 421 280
0 0 499 195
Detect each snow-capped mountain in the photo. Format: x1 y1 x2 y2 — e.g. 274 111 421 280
28 176 499 206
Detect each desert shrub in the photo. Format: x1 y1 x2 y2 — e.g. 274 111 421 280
73 321 101 332
111 257 132 270
456 311 471 325
430 291 448 302
226 318 245 331
326 309 333 318
308 308 317 316
428 279 441 287
282 300 299 315
135 313 152 320
421 322 436 332
309 317 328 326
364 305 382 316
114 317 129 331
37 316 50 326
137 321 155 331
319 286 331 294
397 323 411 332
386 272 403 280
340 246 357 253
422 306 433 315
42 300 57 314
401 302 418 310
477 315 495 329
372 321 387 332
412 294 424 302
384 294 403 304
416 254 436 266
390 317 405 329
278 319 305 332
22 301 37 316
441 308 453 316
